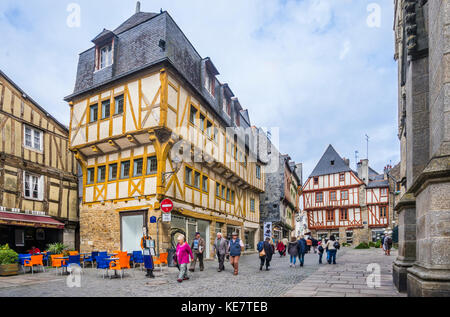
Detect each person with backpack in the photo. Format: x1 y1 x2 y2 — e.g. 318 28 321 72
318 239 325 264
324 235 339 264
297 235 307 267
259 237 274 271
384 234 393 256
287 236 299 267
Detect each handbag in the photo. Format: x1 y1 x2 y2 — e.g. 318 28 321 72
259 249 266 257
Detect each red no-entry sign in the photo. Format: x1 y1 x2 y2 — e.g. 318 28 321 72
161 199 173 213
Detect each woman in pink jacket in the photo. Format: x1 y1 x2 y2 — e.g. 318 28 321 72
175 234 194 283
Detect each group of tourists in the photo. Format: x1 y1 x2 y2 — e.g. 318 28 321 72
172 231 341 283
173 231 245 283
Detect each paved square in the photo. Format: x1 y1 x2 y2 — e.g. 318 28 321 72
0 247 403 297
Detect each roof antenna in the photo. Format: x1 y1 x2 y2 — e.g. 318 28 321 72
136 1 141 13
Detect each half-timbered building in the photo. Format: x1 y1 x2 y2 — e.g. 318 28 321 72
0 70 79 252
65 5 265 256
302 145 394 245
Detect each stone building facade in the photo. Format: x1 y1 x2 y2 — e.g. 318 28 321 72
65 6 266 258
393 0 450 296
259 144 302 240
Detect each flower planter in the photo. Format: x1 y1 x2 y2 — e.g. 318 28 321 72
0 263 19 276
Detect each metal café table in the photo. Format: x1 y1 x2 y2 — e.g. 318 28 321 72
55 257 70 275
105 257 121 279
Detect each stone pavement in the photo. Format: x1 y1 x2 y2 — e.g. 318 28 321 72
283 247 405 297
0 251 321 297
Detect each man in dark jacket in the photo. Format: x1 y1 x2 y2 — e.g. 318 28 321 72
260 237 274 271
311 238 319 254
189 232 205 272
297 236 307 267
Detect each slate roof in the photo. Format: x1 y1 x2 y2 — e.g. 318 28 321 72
113 12 159 35
309 145 352 178
367 179 389 188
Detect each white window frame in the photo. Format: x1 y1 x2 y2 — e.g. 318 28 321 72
23 125 43 152
100 44 113 69
23 172 44 201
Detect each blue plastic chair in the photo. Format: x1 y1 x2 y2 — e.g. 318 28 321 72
96 256 109 279
43 253 50 266
68 255 81 266
99 251 108 258
82 252 98 268
132 251 144 271
18 254 31 273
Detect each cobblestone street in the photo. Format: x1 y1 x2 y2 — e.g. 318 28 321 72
0 251 321 297
284 247 405 297
0 247 402 297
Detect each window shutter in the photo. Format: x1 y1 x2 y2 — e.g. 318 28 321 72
38 175 44 201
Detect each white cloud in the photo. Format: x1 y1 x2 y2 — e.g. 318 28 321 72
0 0 399 181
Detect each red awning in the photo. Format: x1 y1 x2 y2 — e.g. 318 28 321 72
0 212 65 229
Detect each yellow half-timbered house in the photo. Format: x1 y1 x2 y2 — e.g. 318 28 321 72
66 7 265 256
0 70 79 252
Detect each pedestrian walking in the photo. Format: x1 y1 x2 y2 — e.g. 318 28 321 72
306 238 312 253
287 236 299 267
175 234 194 283
311 237 318 254
318 239 325 264
228 232 244 275
324 235 338 264
384 234 393 256
277 240 286 257
213 232 228 272
189 232 205 272
259 237 274 271
297 235 307 267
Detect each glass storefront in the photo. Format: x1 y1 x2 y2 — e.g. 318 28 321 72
171 215 210 258
244 230 255 250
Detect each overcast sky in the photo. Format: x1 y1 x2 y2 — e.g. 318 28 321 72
0 0 399 181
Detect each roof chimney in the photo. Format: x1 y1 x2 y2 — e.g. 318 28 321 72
136 1 141 13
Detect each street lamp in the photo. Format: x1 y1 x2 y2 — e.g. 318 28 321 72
162 156 183 185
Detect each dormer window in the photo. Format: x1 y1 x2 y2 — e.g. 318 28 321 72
205 71 215 97
100 44 113 69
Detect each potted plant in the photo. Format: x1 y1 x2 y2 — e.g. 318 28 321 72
0 244 19 276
